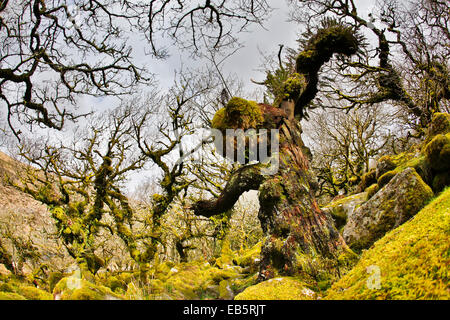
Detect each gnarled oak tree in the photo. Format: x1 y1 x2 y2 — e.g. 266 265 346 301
193 22 360 281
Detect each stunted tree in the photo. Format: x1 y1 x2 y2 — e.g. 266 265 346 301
8 73 216 277
192 22 361 282
9 103 156 277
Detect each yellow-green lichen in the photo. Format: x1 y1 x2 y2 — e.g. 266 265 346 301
326 187 450 300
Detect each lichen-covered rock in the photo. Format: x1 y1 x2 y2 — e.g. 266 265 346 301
343 168 433 251
234 277 317 300
322 192 368 229
326 187 450 300
374 152 432 187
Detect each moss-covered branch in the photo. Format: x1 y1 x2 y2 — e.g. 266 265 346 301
192 164 266 218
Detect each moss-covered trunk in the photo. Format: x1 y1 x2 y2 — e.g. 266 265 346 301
257 119 347 280
193 119 349 281
193 22 361 282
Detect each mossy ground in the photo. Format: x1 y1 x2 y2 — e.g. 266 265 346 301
0 241 262 300
326 187 450 300
234 277 317 300
0 276 53 300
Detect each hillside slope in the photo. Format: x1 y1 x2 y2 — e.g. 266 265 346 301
326 187 450 300
0 151 72 275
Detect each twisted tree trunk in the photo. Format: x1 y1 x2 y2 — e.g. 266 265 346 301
193 23 360 282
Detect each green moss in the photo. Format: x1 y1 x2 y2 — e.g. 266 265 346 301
219 280 233 299
53 275 121 300
0 282 15 293
211 108 227 129
106 276 125 293
19 286 53 300
359 169 377 191
215 239 235 269
424 133 450 171
377 170 396 188
326 187 450 300
70 286 105 300
234 277 317 300
365 183 379 199
296 21 359 75
281 73 306 101
230 273 259 294
207 268 238 283
233 242 261 268
117 272 133 285
376 150 432 187
211 97 264 130
48 271 64 292
376 155 397 179
337 248 359 270
0 292 26 300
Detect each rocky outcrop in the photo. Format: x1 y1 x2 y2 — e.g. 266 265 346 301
322 192 368 229
343 168 433 251
327 187 450 300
